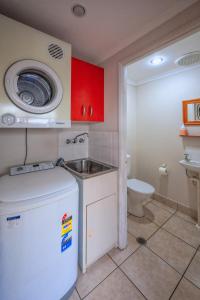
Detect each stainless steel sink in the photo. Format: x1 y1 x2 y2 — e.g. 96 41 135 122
64 158 116 178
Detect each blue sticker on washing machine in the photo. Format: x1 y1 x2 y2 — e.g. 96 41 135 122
61 234 72 252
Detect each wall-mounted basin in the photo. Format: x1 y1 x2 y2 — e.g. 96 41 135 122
179 159 200 173
179 158 200 229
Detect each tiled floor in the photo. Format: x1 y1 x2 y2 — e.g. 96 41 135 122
70 199 200 300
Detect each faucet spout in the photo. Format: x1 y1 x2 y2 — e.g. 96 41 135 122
184 153 190 162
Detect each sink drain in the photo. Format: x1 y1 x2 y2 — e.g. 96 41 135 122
136 237 147 245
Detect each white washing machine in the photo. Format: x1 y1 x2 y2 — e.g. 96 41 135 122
0 167 79 300
0 14 71 128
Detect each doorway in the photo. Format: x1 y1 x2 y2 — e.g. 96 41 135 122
118 30 200 249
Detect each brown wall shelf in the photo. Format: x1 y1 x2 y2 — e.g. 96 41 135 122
179 134 200 137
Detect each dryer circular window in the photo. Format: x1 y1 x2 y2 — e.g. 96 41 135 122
4 60 63 114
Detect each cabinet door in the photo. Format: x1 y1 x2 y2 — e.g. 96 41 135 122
71 57 104 122
87 63 104 122
86 195 117 266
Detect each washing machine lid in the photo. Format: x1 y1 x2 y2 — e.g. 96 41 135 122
127 179 155 195
0 167 76 203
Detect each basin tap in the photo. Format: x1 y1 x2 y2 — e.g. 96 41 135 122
184 153 190 162
66 132 88 144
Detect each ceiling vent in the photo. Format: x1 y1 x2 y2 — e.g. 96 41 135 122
71 4 86 17
175 51 200 67
48 43 64 59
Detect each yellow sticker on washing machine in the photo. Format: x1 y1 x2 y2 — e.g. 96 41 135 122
61 214 72 237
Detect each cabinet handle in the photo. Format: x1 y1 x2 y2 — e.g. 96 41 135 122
89 106 93 117
82 105 86 116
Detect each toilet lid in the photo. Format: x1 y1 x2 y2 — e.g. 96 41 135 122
127 179 155 195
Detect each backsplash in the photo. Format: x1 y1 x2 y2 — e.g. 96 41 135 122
59 129 89 161
184 146 200 161
0 127 118 175
89 131 119 166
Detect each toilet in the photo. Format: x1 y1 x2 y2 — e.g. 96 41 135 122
127 154 155 217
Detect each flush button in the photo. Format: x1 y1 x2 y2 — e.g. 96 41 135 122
1 113 16 125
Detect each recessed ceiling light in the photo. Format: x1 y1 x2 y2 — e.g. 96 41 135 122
71 4 86 17
150 56 164 66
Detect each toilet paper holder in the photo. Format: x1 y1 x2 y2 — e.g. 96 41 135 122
159 164 168 176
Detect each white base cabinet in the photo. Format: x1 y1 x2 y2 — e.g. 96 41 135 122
76 171 118 273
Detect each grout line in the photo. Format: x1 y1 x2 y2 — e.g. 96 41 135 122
144 209 177 242
88 244 145 298
145 244 188 276
174 212 197 226
143 198 153 207
128 209 200 297
126 207 200 299
151 199 177 213
159 208 200 249
169 247 200 299
161 227 198 250
126 209 198 299
117 244 142 267
127 229 140 239
183 276 200 291
146 211 174 228
107 253 120 267
119 266 148 300
127 208 176 247
75 287 81 300
124 215 179 269
81 264 118 299
79 207 198 299
127 205 177 245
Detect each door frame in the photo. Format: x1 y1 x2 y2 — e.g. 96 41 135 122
117 26 200 249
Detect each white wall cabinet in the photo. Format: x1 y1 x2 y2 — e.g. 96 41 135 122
76 171 118 273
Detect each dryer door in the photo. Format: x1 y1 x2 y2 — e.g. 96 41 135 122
4 60 63 114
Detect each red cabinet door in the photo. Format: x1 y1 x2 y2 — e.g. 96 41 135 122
71 57 104 122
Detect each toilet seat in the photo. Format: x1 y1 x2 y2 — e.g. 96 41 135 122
127 179 155 195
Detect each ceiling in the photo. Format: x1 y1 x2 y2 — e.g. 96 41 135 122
127 31 200 85
0 0 197 64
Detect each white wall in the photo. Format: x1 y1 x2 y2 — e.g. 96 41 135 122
89 2 200 189
126 84 137 177
0 124 89 175
127 67 200 210
90 2 200 133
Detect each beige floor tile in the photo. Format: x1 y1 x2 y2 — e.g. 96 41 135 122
185 251 200 288
145 202 172 226
76 255 116 298
143 197 152 205
68 289 80 300
108 233 140 266
151 199 176 213
84 268 145 300
148 229 195 274
127 214 158 240
175 211 197 225
171 278 200 300
163 216 200 248
120 246 181 300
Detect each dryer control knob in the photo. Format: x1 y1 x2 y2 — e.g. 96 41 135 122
1 113 16 126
